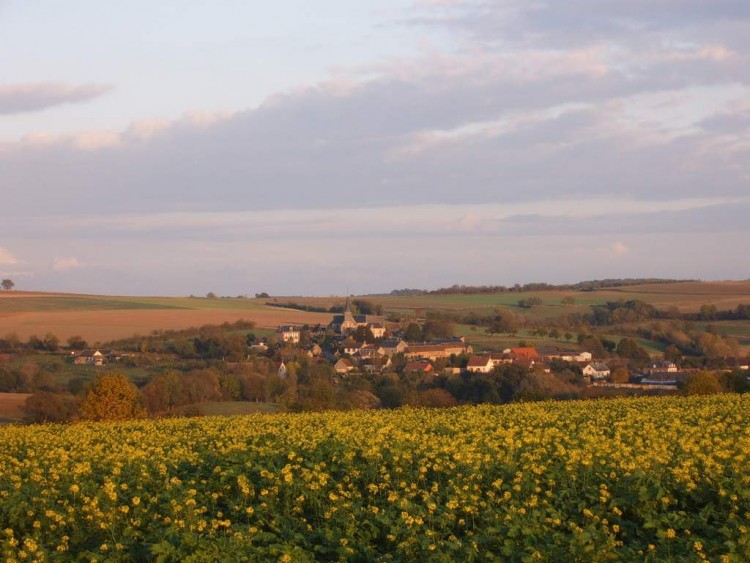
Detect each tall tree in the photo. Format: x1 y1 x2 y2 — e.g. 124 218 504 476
1 279 13 291
78 374 146 421
404 323 422 342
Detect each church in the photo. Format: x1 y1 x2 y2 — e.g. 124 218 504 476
329 297 368 334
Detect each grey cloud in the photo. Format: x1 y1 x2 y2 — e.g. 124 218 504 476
1 0 747 219
0 82 112 115
1 71 748 218
496 202 750 237
408 1 750 49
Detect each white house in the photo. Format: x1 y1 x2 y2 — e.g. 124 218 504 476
367 322 387 339
277 325 301 344
466 355 495 374
583 362 611 379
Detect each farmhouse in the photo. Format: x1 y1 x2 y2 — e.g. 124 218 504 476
367 322 387 339
488 352 513 364
583 362 611 380
72 349 120 366
406 340 473 361
536 346 592 363
277 325 301 344
643 360 678 375
342 340 363 356
361 357 392 374
466 355 495 374
378 339 408 356
405 361 434 374
509 347 540 361
334 358 355 375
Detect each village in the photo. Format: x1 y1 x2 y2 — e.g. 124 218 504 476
66 298 747 394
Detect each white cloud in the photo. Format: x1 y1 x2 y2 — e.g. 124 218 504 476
0 247 18 265
7 109 238 152
0 82 112 115
52 257 84 272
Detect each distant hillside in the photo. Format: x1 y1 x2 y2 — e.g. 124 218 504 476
389 278 697 296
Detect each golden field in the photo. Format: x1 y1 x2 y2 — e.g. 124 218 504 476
0 395 748 561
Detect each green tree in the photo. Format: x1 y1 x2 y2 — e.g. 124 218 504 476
25 392 78 423
42 332 59 352
487 312 519 335
663 344 681 364
423 319 454 340
78 374 147 421
611 367 630 383
404 323 422 342
683 371 723 396
616 338 650 366
0 367 20 392
0 332 21 353
699 304 718 321
66 335 87 350
142 371 183 414
1 279 14 291
518 297 543 308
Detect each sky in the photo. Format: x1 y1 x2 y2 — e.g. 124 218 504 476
1 0 749 296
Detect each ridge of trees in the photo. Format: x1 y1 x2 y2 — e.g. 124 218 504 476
266 299 383 316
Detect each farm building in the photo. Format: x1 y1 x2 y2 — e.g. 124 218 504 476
466 356 495 374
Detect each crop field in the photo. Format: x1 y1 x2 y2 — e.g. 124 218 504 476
0 292 330 343
1 395 748 561
1 281 749 346
259 281 750 319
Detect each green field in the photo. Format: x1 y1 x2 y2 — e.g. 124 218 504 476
267 281 750 324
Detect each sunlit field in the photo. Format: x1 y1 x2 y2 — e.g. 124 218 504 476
1 395 748 561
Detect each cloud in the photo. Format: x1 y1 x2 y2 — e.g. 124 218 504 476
1 1 748 294
0 82 112 115
612 241 630 255
406 0 750 50
25 196 748 242
10 109 237 152
51 257 84 272
0 247 18 265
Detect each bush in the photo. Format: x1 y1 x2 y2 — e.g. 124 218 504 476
683 371 723 396
25 392 78 423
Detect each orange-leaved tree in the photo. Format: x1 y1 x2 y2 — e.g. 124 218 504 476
78 374 146 421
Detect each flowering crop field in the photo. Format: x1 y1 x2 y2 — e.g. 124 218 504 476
1 396 749 562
